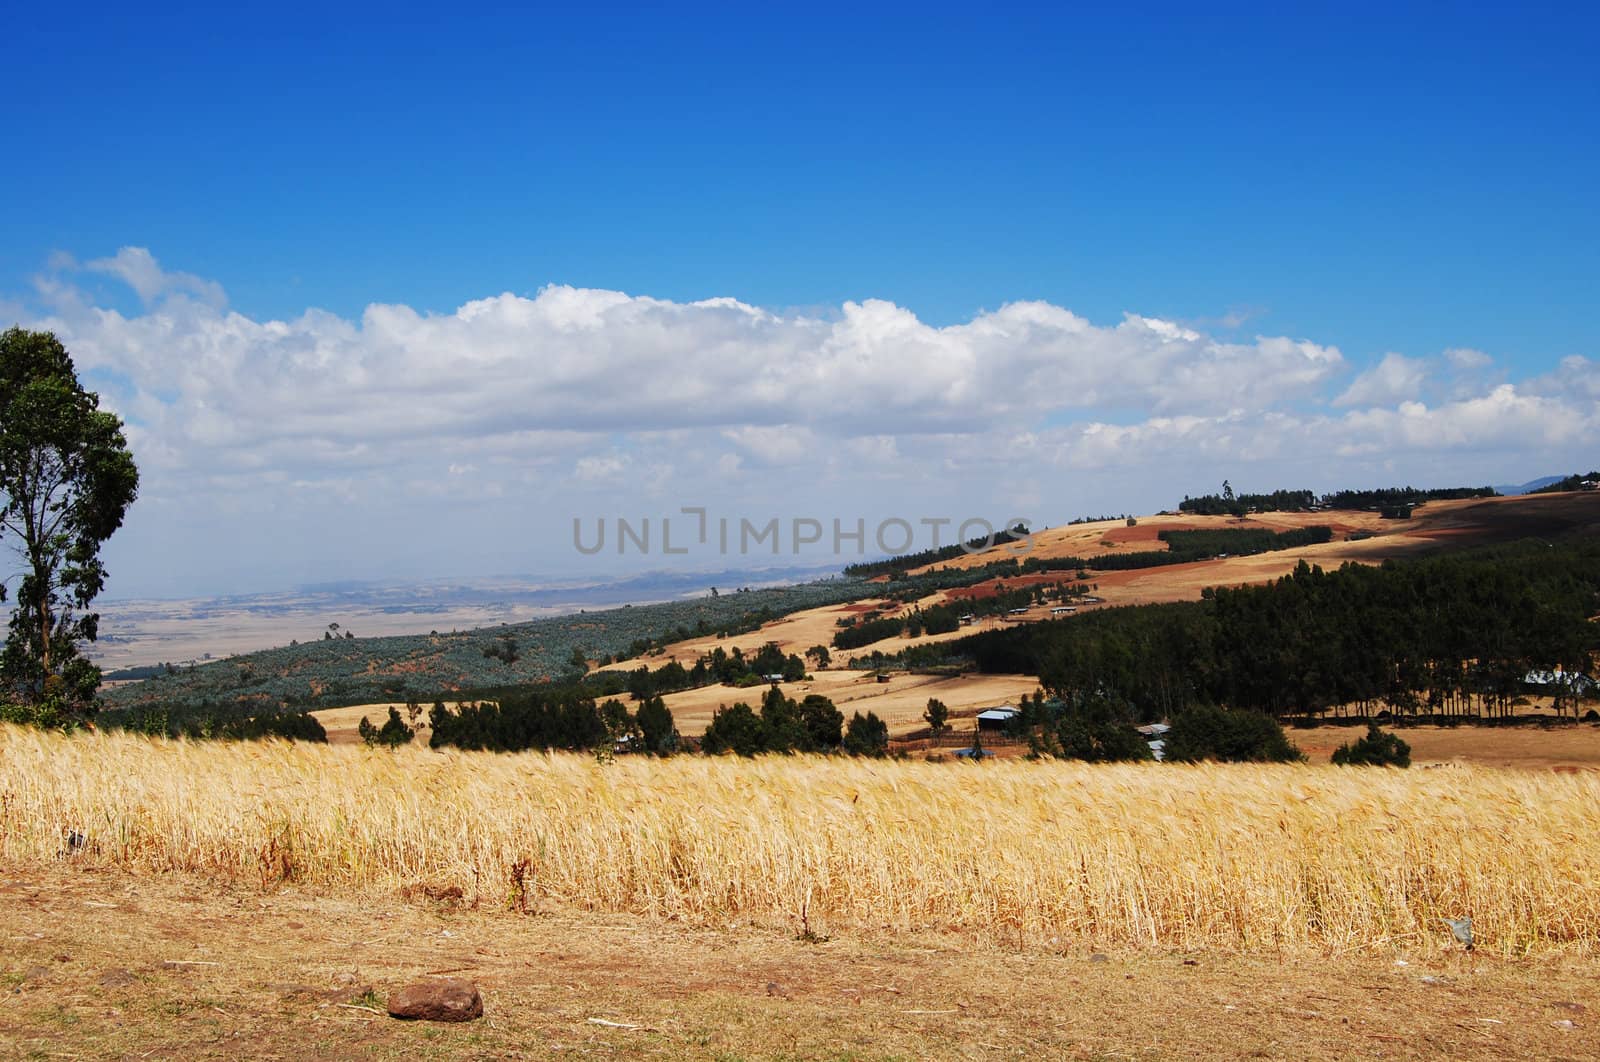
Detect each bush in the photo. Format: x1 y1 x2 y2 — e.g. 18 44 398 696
1165 704 1303 763
635 695 678 754
843 711 888 757
1331 723 1411 767
0 697 73 730
1051 697 1152 763
701 702 766 756
359 706 415 747
798 694 844 750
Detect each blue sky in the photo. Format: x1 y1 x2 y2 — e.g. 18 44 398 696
3 4 1598 597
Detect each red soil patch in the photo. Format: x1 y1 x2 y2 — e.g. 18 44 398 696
1097 525 1168 545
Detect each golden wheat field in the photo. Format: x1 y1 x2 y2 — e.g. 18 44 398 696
2 724 1597 957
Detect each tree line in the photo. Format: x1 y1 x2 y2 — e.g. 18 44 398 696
1532 471 1600 494
842 523 1030 578
1178 483 1494 517
956 536 1600 724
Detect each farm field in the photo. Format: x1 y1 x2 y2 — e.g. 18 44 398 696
634 669 1037 738
96 492 1600 725
1295 723 1600 770
605 492 1600 682
6 725 1599 955
2 863 1596 1060
315 674 1041 743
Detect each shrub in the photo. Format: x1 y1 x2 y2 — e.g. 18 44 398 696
798 694 844 750
1051 697 1152 763
359 706 415 747
1332 723 1411 767
701 702 766 756
635 695 678 754
1165 704 1303 763
843 711 889 757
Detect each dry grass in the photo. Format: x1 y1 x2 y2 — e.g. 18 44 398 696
3 864 1597 1060
4 725 1599 958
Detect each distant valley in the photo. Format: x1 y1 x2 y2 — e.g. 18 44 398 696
90 565 837 672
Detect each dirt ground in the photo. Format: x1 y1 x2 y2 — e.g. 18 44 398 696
1 865 1593 1060
1294 723 1600 770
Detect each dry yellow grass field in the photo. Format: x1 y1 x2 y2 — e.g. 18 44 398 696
5 724 1598 958
3 863 1597 1060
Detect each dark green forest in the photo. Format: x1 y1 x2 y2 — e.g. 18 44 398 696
1178 483 1494 517
956 537 1600 723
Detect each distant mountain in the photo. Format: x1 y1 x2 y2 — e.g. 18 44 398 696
1494 476 1566 495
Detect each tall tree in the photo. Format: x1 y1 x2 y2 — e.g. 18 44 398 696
0 329 138 720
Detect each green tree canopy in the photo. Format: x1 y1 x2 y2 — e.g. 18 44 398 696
0 328 138 722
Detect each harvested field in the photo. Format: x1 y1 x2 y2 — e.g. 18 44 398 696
1296 723 1600 771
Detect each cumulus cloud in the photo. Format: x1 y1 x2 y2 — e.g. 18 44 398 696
1445 347 1493 371
1335 353 1430 407
10 248 1600 596
84 247 227 308
28 254 1357 487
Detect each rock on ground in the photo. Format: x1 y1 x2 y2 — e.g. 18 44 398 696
387 978 483 1022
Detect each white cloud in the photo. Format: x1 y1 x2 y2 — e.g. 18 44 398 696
1526 355 1600 400
1335 353 1430 407
10 248 1599 596
574 454 630 482
84 247 227 308
1444 347 1493 371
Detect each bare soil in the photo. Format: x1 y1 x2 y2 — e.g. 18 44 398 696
2 865 1595 1060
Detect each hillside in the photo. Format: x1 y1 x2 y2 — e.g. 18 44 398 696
99 579 873 716
103 491 1600 737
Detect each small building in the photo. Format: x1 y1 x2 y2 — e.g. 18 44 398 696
977 705 1020 731
1524 669 1597 695
958 613 976 625
762 674 786 683
1050 606 1076 615
953 746 995 759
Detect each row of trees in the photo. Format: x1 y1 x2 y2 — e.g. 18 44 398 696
842 523 1031 578
425 687 680 754
1179 481 1494 517
1532 471 1600 494
958 537 1600 723
701 686 888 756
